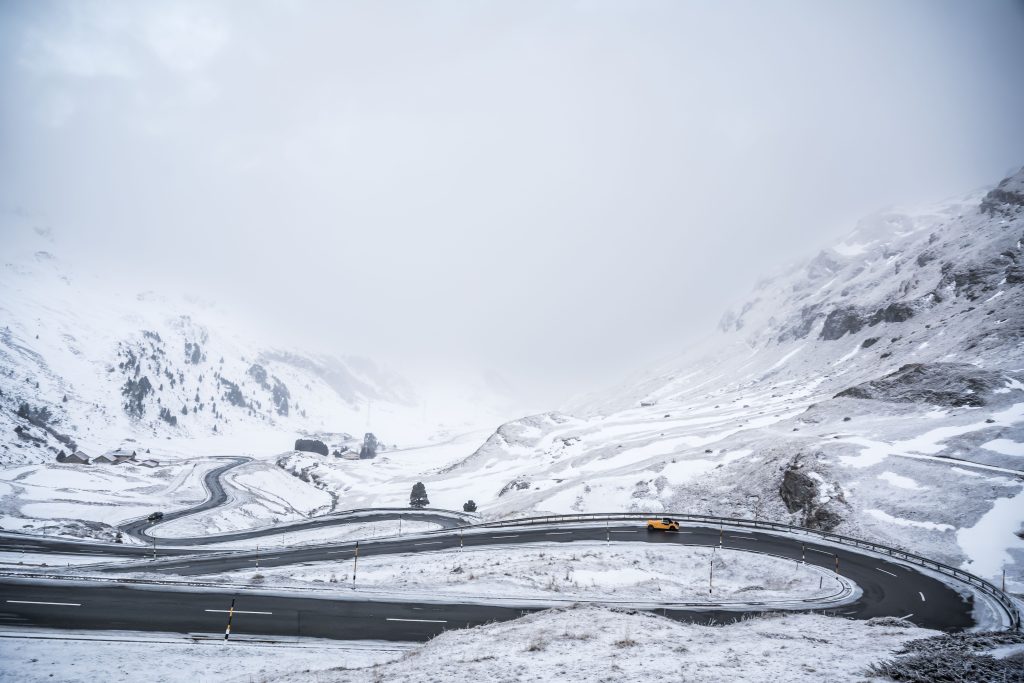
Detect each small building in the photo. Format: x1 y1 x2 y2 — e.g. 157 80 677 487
137 459 160 468
103 448 138 465
56 450 90 465
92 454 116 464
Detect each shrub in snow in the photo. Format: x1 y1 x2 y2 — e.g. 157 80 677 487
866 630 1024 682
410 482 430 508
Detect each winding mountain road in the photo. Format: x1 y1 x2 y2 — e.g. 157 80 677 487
0 521 991 640
116 456 469 546
0 456 1018 642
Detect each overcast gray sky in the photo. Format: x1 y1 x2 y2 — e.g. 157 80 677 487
2 0 1023 407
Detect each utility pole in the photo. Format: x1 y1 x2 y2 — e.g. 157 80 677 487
352 541 359 588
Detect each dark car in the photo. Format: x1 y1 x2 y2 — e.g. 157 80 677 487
147 511 164 522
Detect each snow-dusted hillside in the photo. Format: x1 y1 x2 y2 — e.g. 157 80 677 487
426 168 1024 587
0 219 505 465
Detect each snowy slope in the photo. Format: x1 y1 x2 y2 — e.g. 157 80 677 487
272 605 941 683
431 168 1024 587
0 218 507 465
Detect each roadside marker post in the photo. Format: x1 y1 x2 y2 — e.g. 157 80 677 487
802 544 806 563
709 554 714 595
835 556 840 575
460 529 464 552
399 517 402 537
255 545 259 569
223 598 235 642
719 524 723 547
606 520 609 546
352 541 359 588
152 540 156 561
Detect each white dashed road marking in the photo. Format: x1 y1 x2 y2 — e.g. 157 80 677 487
875 567 898 578
6 600 81 607
205 609 273 615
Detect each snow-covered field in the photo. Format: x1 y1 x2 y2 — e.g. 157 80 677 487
0 629 407 683
276 427 500 511
0 608 942 683
0 459 224 541
177 519 441 550
270 605 939 683
152 459 336 537
184 542 851 606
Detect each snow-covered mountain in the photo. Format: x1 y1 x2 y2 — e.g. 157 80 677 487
432 168 1024 585
0 218 506 464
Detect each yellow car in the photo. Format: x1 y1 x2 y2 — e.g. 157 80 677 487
646 517 680 532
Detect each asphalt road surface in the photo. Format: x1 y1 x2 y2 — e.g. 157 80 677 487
0 521 980 641
115 456 468 546
0 456 1000 642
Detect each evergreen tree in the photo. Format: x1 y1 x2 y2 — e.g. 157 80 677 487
410 482 429 508
463 500 477 513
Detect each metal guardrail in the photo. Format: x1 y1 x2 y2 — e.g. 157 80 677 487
470 511 1022 631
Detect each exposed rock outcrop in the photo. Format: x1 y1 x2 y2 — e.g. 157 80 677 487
498 477 531 497
834 363 1013 408
980 168 1024 216
819 301 917 341
294 438 328 456
779 456 845 531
